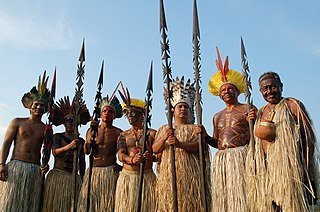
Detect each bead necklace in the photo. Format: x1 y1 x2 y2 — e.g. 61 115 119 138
130 127 143 147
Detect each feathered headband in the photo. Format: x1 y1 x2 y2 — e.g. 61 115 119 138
118 87 145 114
50 96 90 126
208 47 245 96
164 76 195 124
21 71 51 112
99 95 123 119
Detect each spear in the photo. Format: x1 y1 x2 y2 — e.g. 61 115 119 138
240 37 255 159
71 39 86 212
192 1 208 211
160 0 178 211
86 61 104 212
137 62 153 212
39 68 56 212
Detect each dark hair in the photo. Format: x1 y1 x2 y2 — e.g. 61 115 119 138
258 71 283 89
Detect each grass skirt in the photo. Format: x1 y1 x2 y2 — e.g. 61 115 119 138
212 146 248 212
42 168 81 212
77 166 118 212
114 169 156 212
0 160 42 212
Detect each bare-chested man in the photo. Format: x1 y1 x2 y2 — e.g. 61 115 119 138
42 96 90 212
0 72 50 212
114 97 156 212
77 96 123 212
205 49 256 211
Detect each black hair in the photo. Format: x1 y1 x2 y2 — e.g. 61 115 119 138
258 71 283 89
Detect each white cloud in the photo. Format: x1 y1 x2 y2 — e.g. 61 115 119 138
0 10 73 50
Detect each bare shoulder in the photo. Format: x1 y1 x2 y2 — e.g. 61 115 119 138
148 128 157 136
286 97 305 115
113 126 123 134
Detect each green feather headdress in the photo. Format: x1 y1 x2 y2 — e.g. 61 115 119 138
21 71 51 112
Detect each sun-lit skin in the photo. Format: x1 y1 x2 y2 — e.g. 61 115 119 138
259 78 283 105
117 107 156 172
85 105 122 168
219 83 239 105
0 100 48 181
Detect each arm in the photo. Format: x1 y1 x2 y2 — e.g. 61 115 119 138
52 135 78 156
84 128 92 155
0 119 18 181
152 127 170 154
117 133 134 165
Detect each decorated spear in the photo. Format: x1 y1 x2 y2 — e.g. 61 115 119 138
240 37 255 157
192 1 208 211
39 68 56 212
137 62 153 212
160 0 178 211
86 61 104 212
71 39 86 212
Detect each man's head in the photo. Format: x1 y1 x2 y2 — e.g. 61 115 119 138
100 105 115 124
259 72 283 104
124 107 144 125
219 83 240 104
63 114 76 131
172 102 189 123
30 100 45 117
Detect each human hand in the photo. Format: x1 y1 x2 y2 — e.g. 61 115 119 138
41 164 49 175
67 139 81 150
168 135 180 147
143 150 154 161
90 120 99 129
0 163 8 181
132 153 144 164
247 108 256 121
164 128 174 140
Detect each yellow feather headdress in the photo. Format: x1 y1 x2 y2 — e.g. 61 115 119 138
208 47 245 96
118 87 145 114
21 71 51 112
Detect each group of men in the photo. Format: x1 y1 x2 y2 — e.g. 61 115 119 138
0 49 319 212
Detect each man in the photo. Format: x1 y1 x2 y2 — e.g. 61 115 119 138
77 96 123 212
0 72 50 212
204 48 255 211
246 71 319 211
153 77 211 212
115 95 157 212
42 96 90 211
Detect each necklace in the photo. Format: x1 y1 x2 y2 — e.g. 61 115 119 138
130 127 143 147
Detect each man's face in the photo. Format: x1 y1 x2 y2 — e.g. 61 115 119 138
219 83 239 104
173 102 189 120
30 100 45 116
64 114 75 131
100 106 115 123
259 78 282 104
125 108 142 125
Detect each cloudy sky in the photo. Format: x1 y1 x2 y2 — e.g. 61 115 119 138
0 0 319 165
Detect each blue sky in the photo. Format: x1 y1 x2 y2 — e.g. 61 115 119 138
0 0 320 163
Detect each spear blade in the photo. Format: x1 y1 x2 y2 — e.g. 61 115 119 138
79 38 86 63
160 1 178 211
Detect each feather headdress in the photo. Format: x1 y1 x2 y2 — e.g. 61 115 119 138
208 47 246 96
21 71 51 112
50 96 90 126
118 88 145 114
99 95 123 119
164 76 195 123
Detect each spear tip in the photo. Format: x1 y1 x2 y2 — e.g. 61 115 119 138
241 36 247 59
79 38 86 62
147 61 153 92
98 61 104 87
160 0 168 31
193 0 200 39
